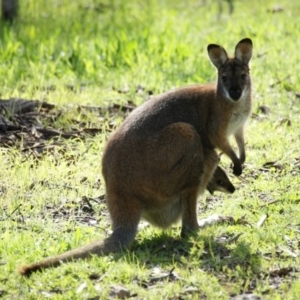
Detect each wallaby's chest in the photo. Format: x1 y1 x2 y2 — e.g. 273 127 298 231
226 103 251 136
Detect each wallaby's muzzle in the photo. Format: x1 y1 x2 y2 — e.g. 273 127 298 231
229 88 242 101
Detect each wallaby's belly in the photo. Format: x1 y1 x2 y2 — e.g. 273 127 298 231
142 198 182 228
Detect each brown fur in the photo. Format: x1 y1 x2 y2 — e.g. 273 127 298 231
19 38 252 276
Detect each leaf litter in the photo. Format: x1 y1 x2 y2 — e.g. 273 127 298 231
0 97 136 156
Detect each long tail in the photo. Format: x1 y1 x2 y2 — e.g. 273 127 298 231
19 228 136 277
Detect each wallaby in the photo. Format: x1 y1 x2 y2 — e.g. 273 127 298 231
19 38 252 276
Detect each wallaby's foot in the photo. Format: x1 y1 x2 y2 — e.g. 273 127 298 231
181 215 234 237
180 224 199 238
198 214 234 228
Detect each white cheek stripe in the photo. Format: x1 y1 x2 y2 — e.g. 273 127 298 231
223 88 231 100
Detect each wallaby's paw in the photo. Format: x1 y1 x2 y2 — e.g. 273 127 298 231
233 162 242 176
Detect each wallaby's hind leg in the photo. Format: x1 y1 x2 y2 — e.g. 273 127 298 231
180 187 199 237
106 191 142 250
180 149 219 237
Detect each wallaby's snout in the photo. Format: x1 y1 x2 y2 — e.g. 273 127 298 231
226 182 235 194
229 87 242 101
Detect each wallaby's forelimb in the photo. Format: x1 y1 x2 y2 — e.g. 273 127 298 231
234 127 246 164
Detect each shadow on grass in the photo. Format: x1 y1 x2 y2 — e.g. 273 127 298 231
108 231 261 296
120 231 261 281
109 232 261 272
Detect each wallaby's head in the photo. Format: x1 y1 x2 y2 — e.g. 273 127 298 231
207 38 252 101
207 166 235 195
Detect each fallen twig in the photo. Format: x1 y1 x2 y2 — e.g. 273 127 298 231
260 199 281 207
257 214 268 228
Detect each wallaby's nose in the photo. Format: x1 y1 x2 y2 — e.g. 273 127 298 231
229 185 235 194
229 88 242 101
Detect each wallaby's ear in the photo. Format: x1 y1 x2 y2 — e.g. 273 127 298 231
234 38 252 64
207 44 228 69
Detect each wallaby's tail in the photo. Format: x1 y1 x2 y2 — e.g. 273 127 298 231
19 228 136 277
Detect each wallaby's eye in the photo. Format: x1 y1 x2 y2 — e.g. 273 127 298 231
241 74 247 80
216 180 224 186
222 75 228 83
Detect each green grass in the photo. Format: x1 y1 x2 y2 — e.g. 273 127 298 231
1 0 300 299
